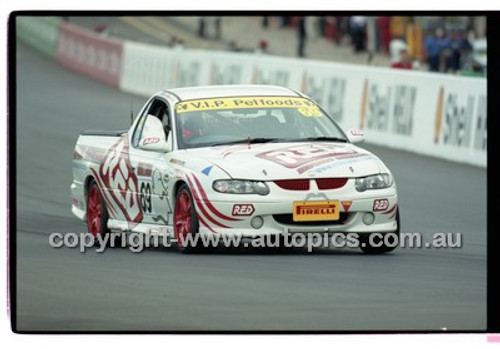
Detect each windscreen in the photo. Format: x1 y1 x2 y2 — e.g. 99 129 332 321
174 96 347 149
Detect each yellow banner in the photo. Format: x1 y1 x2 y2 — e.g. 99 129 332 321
175 96 321 116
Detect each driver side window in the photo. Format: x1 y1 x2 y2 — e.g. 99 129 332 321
132 98 170 147
144 99 170 140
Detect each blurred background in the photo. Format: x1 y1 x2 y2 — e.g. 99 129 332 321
66 15 487 77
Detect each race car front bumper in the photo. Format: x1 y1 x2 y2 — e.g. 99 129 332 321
195 191 399 237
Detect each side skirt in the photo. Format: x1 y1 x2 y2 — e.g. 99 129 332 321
107 219 175 238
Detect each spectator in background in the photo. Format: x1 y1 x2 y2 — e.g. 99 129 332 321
297 17 307 57
214 17 221 40
436 28 452 72
366 17 377 55
389 36 407 63
449 30 466 73
458 31 474 71
262 16 269 28
197 17 206 38
350 16 367 53
306 16 320 39
376 16 391 53
390 16 405 39
424 29 441 72
335 16 349 45
255 39 269 54
391 49 413 69
280 16 290 28
199 17 222 40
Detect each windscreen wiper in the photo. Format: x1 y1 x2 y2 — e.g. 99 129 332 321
296 136 348 143
211 137 279 147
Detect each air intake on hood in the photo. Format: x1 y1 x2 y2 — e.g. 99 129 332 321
274 179 310 191
315 178 348 190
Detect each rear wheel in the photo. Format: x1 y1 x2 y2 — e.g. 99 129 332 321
86 180 111 244
174 184 202 253
360 210 400 254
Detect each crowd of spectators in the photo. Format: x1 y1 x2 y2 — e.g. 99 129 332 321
259 16 486 76
193 16 486 77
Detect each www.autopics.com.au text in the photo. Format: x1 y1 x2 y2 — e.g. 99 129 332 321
48 229 463 253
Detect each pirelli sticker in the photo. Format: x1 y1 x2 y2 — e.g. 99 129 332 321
175 96 322 117
293 200 340 221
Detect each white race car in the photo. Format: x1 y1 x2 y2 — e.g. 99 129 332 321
71 85 399 253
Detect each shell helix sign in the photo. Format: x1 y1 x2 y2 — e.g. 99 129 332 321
434 86 487 152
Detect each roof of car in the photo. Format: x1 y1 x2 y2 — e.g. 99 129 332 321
163 84 300 101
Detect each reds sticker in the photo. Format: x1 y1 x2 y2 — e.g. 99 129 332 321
256 144 357 169
99 137 143 223
232 204 255 216
373 199 389 211
143 137 160 145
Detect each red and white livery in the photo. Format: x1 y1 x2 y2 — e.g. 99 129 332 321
71 85 400 253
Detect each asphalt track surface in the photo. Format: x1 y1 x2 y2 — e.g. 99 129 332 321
15 42 487 331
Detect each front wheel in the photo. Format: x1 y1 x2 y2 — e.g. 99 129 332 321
360 210 400 254
173 184 202 253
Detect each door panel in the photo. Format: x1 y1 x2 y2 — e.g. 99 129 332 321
128 98 174 226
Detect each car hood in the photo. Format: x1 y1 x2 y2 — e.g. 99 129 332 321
184 142 385 180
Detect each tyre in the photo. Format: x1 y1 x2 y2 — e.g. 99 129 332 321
86 179 112 246
360 210 400 254
173 184 202 253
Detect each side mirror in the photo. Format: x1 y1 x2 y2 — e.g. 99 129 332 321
347 129 365 144
138 115 172 152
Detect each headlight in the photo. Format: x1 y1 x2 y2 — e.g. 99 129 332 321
355 173 393 192
213 180 270 195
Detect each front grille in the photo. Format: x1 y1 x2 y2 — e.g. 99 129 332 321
272 213 350 226
315 178 347 190
274 179 310 191
274 178 348 191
